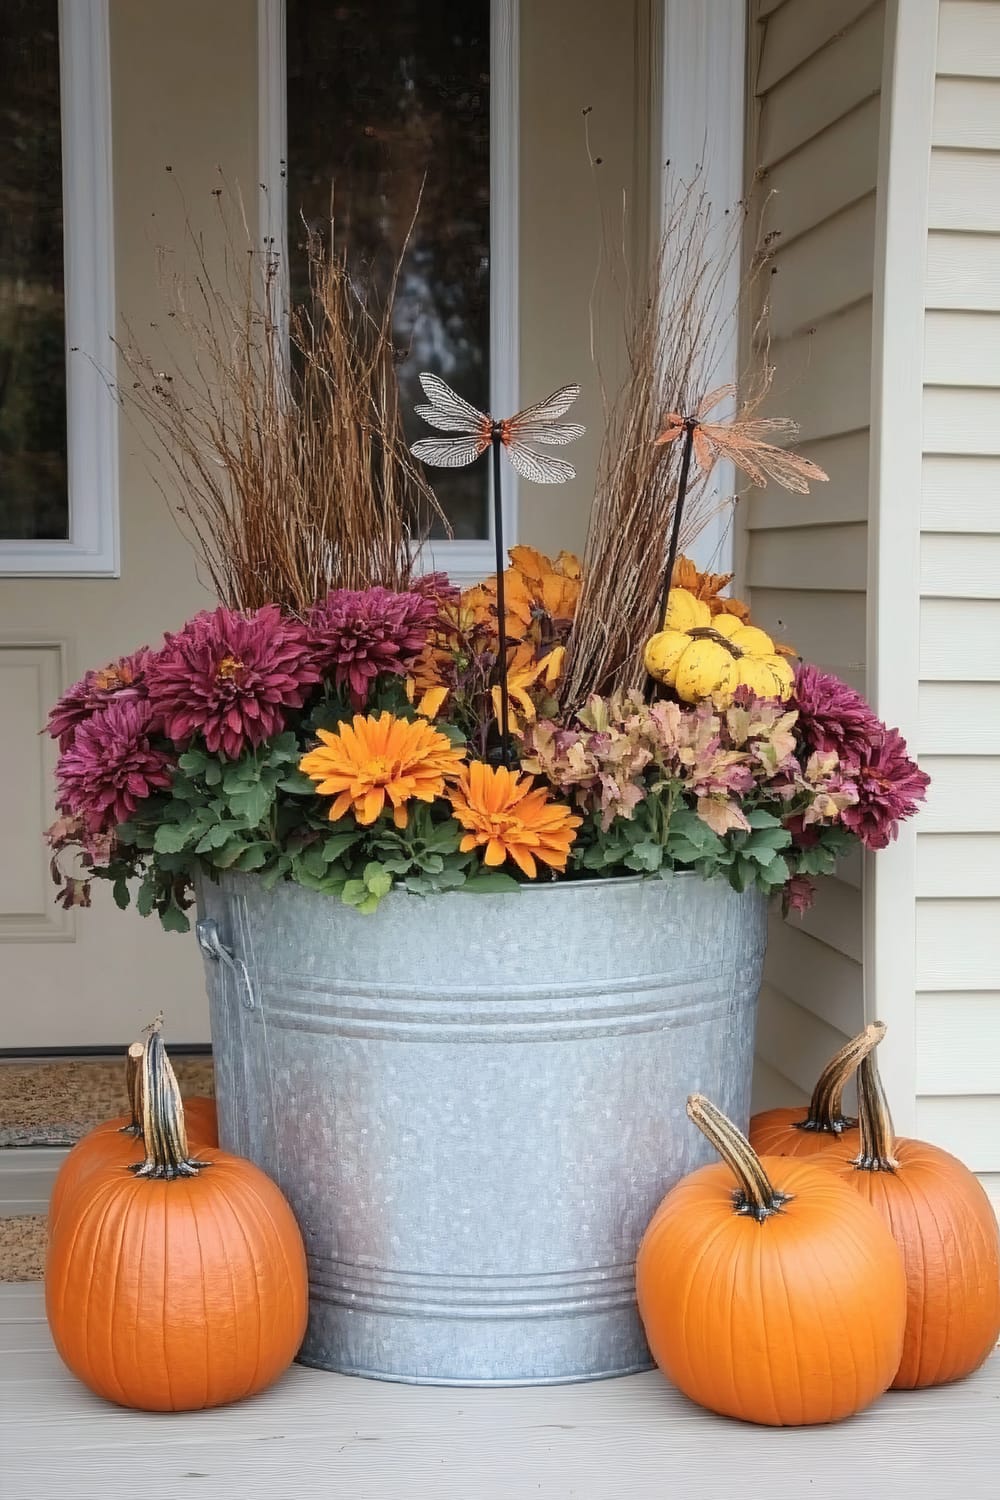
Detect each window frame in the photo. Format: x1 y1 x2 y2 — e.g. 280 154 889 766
258 0 519 587
0 0 119 578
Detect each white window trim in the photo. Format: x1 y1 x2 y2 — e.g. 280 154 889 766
0 0 119 577
257 0 519 588
653 0 746 580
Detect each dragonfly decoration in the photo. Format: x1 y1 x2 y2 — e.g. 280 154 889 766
411 374 585 764
650 385 828 685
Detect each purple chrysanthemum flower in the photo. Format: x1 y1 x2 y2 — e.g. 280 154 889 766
56 700 174 832
307 587 438 707
841 727 930 850
408 571 461 608
47 648 151 750
792 664 882 767
145 605 319 760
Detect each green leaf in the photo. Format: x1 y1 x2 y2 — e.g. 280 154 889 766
159 901 191 934
153 821 198 854
624 840 664 874
746 808 783 829
321 832 360 862
234 844 269 871
363 863 393 900
177 748 208 774
203 759 223 787
194 821 245 854
298 845 330 880
112 877 131 910
341 879 370 907
277 769 316 795
210 839 252 869
228 781 274 827
462 872 521 894
135 879 156 917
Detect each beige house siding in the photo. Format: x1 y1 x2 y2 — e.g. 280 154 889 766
917 0 1000 1215
743 0 887 1109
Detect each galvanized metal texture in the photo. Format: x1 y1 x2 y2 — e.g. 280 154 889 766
196 872 766 1387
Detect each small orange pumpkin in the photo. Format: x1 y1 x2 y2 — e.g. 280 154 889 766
48 1044 218 1232
636 1094 906 1426
748 1022 885 1162
46 1030 307 1411
832 1049 1000 1390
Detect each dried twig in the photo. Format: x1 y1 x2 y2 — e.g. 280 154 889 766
115 184 445 613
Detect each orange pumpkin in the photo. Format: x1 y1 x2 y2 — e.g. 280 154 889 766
832 1049 1000 1390
46 1030 307 1411
636 1094 906 1426
48 1047 218 1232
749 1022 885 1162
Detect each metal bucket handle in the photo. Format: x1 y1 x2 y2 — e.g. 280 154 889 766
196 917 256 1011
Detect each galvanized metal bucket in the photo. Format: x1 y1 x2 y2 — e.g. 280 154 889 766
195 872 766 1386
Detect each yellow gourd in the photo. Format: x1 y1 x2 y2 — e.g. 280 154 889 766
645 589 794 706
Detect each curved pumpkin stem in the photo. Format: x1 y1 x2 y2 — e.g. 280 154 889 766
850 1050 900 1173
687 1094 791 1222
120 1040 146 1137
798 1021 887 1135
131 1028 211 1181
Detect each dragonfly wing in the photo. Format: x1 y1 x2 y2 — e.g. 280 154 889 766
411 435 490 470
505 442 576 485
510 383 582 426
414 404 483 435
508 420 586 447
417 373 488 427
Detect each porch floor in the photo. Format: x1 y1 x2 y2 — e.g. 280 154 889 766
3 1150 998 1499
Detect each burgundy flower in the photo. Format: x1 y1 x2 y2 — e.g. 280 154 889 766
56 700 174 832
792 664 882 767
308 587 438 707
146 605 319 760
783 873 817 916
841 727 930 850
408 571 461 608
47 648 151 750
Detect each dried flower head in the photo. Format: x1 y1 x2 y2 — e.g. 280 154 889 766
146 605 318 760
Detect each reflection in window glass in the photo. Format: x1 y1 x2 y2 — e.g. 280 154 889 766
0 0 68 541
286 0 490 540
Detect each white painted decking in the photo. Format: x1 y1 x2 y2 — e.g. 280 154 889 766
2 1149 998 1499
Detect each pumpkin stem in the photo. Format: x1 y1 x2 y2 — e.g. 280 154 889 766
687 1094 791 1222
131 1029 211 1181
687 626 743 658
798 1021 887 1134
120 1040 146 1137
850 1050 900 1173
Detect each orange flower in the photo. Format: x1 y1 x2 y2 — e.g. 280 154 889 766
670 556 750 623
448 761 582 878
300 712 465 829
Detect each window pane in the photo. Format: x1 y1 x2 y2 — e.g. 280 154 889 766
286 0 491 540
0 0 68 541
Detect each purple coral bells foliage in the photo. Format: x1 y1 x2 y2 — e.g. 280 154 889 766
792 663 881 767
56 700 173 832
841 726 930 850
47 648 151 750
145 604 319 761
307 586 438 707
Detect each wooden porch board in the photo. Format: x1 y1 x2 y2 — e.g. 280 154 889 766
3 1282 997 1500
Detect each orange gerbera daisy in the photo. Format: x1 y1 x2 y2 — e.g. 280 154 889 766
300 712 465 829
448 761 582 878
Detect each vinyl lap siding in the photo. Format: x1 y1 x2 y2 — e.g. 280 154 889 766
918 0 1000 1217
744 0 886 1110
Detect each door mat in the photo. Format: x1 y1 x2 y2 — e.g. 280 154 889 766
0 1216 46 1283
0 1058 214 1147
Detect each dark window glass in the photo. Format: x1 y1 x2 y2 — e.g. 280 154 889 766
286 0 490 540
0 0 68 541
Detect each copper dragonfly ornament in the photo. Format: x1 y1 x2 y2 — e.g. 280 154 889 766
411 374 585 762
649 385 827 693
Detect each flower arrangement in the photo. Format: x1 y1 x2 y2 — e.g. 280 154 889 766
43 187 928 929
45 549 926 929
